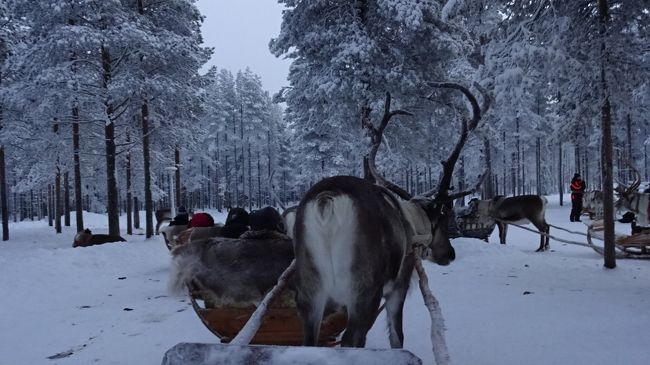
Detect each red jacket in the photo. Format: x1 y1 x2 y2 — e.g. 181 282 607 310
570 179 585 200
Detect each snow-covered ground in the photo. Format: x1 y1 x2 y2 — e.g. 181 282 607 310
1 195 648 365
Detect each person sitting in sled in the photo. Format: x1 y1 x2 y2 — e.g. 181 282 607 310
170 206 190 226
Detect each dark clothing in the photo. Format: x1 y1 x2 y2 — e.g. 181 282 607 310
170 212 189 226
249 207 285 234
570 177 586 221
220 224 249 239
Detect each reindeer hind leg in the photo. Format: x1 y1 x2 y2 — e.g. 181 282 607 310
533 221 549 252
295 285 327 347
544 224 550 251
384 255 414 348
341 288 382 348
497 222 508 244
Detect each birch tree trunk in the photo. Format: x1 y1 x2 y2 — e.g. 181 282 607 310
48 184 53 227
511 152 516 197
142 102 154 238
558 142 564 206
502 131 507 196
483 138 494 198
55 170 62 234
626 114 633 180
72 105 84 231
126 132 132 235
0 58 8 239
64 172 70 226
599 0 616 269
0 147 8 240
175 148 181 207
133 196 140 229
248 140 252 211
536 137 542 195
257 149 261 208
516 117 521 195
101 45 120 237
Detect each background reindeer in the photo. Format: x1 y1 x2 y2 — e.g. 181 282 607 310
616 168 650 228
469 195 550 252
582 191 604 219
294 85 489 348
155 208 172 235
73 229 126 248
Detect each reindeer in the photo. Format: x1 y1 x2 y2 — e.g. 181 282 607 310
294 85 489 348
582 190 604 219
616 167 650 227
469 195 550 252
155 208 172 235
73 229 126 248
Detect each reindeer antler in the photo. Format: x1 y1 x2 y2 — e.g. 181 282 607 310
426 82 491 202
616 162 642 195
446 170 488 200
365 92 414 200
626 164 642 193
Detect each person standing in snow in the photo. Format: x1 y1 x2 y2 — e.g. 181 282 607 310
570 173 586 222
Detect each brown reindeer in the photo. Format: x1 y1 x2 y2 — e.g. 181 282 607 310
294 85 489 348
73 229 126 248
470 195 550 252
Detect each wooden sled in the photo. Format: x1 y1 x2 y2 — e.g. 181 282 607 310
586 220 650 259
180 235 348 347
189 285 347 346
455 215 496 241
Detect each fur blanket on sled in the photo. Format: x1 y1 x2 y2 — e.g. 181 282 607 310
169 231 294 307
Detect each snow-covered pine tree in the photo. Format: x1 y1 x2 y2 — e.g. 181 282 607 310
271 0 463 185
127 0 211 237
199 67 289 210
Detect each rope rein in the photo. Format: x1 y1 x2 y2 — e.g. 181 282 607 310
493 218 594 249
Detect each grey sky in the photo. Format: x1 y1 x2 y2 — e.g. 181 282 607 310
195 0 291 95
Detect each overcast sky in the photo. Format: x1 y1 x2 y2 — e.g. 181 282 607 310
195 0 291 95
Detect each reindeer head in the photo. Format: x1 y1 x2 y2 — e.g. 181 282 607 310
411 198 456 265
615 166 642 213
